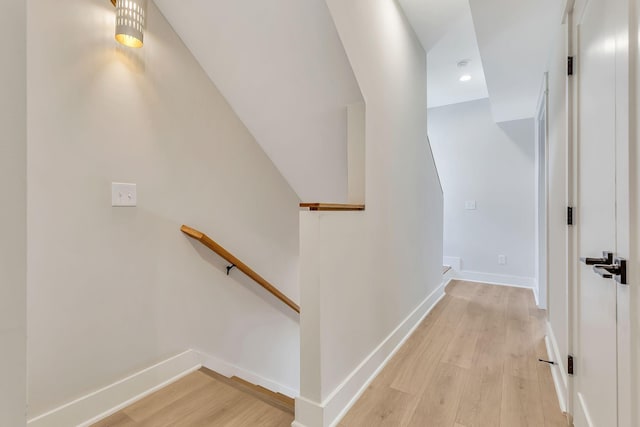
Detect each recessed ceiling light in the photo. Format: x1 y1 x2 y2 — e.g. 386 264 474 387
459 74 472 82
457 60 470 68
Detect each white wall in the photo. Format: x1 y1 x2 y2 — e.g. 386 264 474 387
296 1 444 425
545 22 569 393
0 1 27 425
27 0 300 418
428 99 536 285
153 0 364 203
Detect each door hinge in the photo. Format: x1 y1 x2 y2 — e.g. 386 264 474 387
568 56 574 76
567 206 574 225
568 355 574 376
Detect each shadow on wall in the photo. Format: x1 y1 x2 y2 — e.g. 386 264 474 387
497 118 536 161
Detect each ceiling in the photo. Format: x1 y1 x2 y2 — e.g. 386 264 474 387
469 0 564 122
154 0 363 203
397 0 469 52
425 6 488 109
400 0 565 122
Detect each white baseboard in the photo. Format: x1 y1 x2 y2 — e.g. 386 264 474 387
545 321 568 413
576 392 594 427
294 281 446 427
28 349 298 427
443 267 456 283
454 270 536 289
27 350 202 427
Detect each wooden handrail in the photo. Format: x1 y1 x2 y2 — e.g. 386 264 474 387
300 203 365 211
181 225 300 314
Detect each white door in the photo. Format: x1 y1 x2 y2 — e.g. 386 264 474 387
574 0 631 425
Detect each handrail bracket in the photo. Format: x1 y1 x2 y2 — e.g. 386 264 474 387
226 264 237 276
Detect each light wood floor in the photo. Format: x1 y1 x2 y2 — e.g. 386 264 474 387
93 280 567 426
339 280 568 427
92 368 294 427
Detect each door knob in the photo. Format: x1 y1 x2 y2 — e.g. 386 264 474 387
580 251 614 265
593 257 627 285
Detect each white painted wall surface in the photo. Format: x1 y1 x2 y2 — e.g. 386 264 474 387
347 103 365 205
27 0 300 418
546 23 569 375
428 99 536 283
0 1 27 425
296 1 444 425
154 0 364 203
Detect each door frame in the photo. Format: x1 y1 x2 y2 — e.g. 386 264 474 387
566 0 638 425
535 74 550 310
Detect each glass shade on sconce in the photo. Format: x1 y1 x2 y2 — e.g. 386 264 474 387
115 0 147 48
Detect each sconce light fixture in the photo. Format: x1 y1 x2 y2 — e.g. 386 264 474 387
111 0 147 48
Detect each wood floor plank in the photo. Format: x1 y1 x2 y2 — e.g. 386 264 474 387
442 286 488 369
136 379 244 427
390 296 468 395
406 362 468 427
455 369 503 427
537 363 569 427
191 396 293 427
338 383 419 426
504 317 538 380
500 374 546 427
123 371 214 422
441 312 483 369
91 412 137 427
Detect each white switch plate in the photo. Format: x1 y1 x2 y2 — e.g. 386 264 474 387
465 200 477 210
112 182 137 207
498 255 507 265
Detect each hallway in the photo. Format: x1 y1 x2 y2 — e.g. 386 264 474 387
339 280 567 426
92 281 567 426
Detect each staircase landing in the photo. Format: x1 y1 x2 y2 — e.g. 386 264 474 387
92 368 294 426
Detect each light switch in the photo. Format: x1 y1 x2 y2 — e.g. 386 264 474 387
498 255 507 265
112 182 137 207
465 200 477 210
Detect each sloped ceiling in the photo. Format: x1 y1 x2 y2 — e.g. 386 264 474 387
154 0 363 202
398 0 469 52
400 0 565 122
468 0 565 122
426 5 489 108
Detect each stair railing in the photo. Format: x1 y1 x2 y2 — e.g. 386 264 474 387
181 225 300 313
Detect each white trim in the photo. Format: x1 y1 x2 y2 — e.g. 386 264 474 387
535 71 550 311
28 349 298 427
576 392 595 427
27 350 202 427
293 281 446 427
545 323 568 412
442 268 455 284
449 270 538 306
453 270 537 289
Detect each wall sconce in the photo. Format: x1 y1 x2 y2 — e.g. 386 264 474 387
111 0 147 48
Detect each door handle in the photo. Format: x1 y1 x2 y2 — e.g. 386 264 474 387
593 257 627 285
580 251 614 265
